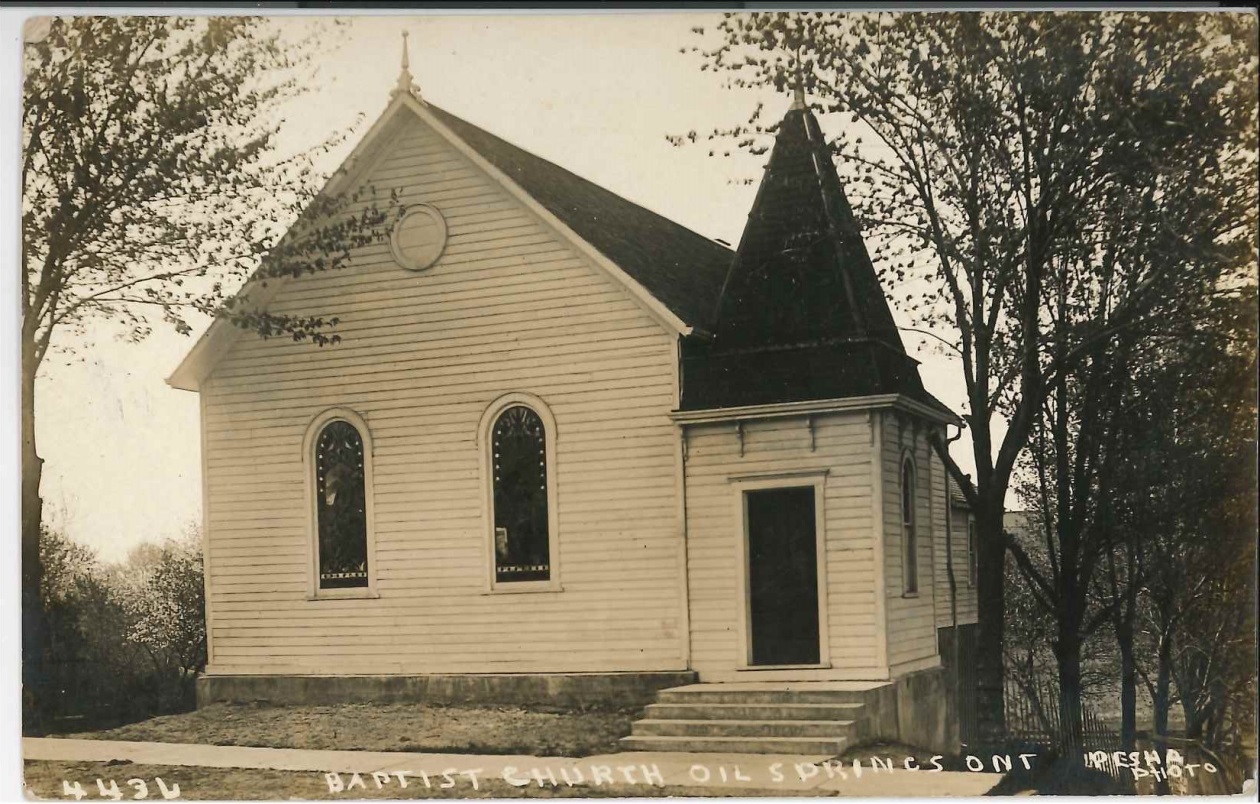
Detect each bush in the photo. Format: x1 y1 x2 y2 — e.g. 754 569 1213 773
34 528 206 733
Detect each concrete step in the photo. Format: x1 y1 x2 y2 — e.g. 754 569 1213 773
631 718 860 739
644 701 865 721
619 734 848 755
657 687 877 705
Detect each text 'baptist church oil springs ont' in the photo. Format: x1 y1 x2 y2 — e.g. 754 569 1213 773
165 37 982 757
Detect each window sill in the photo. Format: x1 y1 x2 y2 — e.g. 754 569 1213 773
483 583 564 595
308 588 380 601
901 591 920 599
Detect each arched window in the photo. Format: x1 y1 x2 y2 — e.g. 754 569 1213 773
480 393 559 590
308 413 372 591
901 456 918 595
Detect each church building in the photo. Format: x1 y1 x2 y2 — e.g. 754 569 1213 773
169 43 979 755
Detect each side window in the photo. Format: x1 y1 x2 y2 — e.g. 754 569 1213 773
313 419 369 589
901 457 918 595
485 399 557 587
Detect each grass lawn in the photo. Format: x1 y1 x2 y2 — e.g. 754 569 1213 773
22 761 835 800
62 702 636 758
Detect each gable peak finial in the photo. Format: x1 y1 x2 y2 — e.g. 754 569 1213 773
392 29 422 101
789 67 807 111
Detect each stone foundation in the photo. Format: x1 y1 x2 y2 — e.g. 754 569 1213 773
853 681 900 743
812 668 953 754
892 665 955 754
196 671 697 710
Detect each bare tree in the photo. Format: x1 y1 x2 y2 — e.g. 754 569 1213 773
1115 290 1257 778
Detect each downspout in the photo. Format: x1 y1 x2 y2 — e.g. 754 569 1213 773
673 336 692 672
676 424 692 672
942 424 964 742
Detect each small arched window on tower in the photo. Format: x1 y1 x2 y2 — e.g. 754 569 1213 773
314 419 370 589
484 397 558 588
901 456 918 595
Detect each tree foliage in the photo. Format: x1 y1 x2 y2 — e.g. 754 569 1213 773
22 15 393 357
1112 289 1257 760
38 528 207 728
21 16 397 728
121 533 208 691
1009 282 1254 770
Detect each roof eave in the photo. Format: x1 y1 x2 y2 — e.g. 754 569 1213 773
165 92 417 393
166 349 205 392
669 392 961 427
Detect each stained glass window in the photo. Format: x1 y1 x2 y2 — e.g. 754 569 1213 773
902 459 918 594
315 420 368 589
491 405 550 583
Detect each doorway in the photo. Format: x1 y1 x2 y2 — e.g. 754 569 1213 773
744 485 821 666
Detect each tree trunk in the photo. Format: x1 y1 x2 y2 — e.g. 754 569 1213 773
1181 694 1205 741
21 337 47 735
1153 630 1173 796
974 503 1007 744
1054 626 1085 753
1153 633 1171 737
1176 652 1216 743
1117 619 1137 751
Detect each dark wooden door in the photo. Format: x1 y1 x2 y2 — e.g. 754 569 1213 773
746 486 820 666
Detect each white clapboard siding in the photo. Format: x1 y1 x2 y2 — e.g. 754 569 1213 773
683 412 884 682
934 487 980 627
881 413 942 672
200 110 686 676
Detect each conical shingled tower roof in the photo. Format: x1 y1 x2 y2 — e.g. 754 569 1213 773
680 94 937 412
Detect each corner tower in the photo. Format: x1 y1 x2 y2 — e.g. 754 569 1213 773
680 88 936 412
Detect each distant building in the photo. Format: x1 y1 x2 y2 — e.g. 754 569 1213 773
170 45 979 753
1004 510 1036 536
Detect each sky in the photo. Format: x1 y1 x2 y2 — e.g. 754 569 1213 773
17 11 988 563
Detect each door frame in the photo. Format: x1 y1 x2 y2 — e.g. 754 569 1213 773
729 469 832 670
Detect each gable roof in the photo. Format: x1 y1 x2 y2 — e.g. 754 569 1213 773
168 92 733 391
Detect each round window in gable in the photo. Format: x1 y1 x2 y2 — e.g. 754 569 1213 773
390 204 448 272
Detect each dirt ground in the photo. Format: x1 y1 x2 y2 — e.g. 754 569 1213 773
22 761 836 800
63 702 636 757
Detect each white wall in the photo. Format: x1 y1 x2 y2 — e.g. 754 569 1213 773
881 411 943 674
683 411 886 682
200 110 686 676
934 496 979 629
